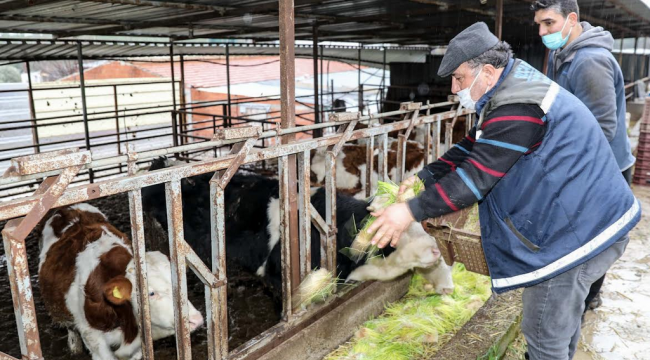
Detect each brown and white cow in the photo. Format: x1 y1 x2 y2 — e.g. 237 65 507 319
39 203 203 360
310 140 426 198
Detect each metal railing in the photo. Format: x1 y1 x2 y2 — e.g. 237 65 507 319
0 81 385 199
0 99 471 360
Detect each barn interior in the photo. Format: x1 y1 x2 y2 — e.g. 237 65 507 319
1 0 650 359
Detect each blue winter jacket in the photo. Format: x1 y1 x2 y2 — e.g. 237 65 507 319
476 59 640 293
547 22 635 171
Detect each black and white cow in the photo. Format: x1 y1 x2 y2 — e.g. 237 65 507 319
142 158 452 304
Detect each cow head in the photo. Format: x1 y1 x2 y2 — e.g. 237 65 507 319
125 251 204 340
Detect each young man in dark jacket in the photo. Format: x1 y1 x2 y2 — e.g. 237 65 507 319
366 22 640 360
532 0 636 314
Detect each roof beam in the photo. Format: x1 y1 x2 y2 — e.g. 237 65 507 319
0 0 60 13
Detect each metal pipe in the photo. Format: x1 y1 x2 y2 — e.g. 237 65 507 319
619 34 625 66
382 47 387 113
312 25 321 138
180 54 187 145
226 43 232 127
495 0 503 40
278 0 300 319
127 188 155 360
209 177 229 359
358 46 362 115
24 61 40 154
320 45 324 127
633 36 639 81
165 180 192 360
77 42 94 183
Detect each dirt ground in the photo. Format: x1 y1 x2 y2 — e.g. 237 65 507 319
504 185 650 360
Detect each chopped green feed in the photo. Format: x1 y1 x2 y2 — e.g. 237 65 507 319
294 268 338 309
346 177 425 262
324 263 491 360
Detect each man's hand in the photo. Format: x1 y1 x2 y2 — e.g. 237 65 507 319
367 202 415 249
398 176 417 196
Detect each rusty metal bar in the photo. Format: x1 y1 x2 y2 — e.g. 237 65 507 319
8 163 84 242
165 179 192 360
382 47 387 112
185 243 219 287
357 47 362 115
396 107 420 183
0 352 20 360
113 85 122 159
127 187 155 360
312 25 321 138
495 0 503 40
226 43 232 125
180 54 188 150
424 100 433 164
25 61 40 154
365 135 374 197
378 132 388 182
324 150 337 273
209 173 228 360
278 0 301 303
2 221 43 360
619 34 625 66
76 42 94 183
321 45 325 126
435 117 441 159
633 36 639 81
9 149 90 176
331 117 359 156
309 203 329 238
297 150 312 280
358 84 364 116
395 134 406 183
278 155 294 319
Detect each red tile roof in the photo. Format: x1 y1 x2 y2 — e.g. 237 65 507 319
129 56 360 88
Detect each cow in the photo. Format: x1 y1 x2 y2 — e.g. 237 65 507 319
310 140 425 198
141 158 453 305
38 203 204 360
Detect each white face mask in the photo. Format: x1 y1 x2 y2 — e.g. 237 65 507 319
457 67 484 110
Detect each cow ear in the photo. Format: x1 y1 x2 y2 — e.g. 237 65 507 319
103 276 132 305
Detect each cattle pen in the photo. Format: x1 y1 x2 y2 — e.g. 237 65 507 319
2 0 650 359
0 98 473 360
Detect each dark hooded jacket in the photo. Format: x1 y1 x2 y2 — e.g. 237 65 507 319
547 22 635 171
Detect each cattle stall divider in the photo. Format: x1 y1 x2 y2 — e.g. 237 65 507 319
0 101 472 360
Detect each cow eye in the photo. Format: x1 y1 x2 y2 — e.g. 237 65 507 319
149 291 155 296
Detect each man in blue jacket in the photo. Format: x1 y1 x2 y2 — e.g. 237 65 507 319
532 0 636 314
367 22 640 360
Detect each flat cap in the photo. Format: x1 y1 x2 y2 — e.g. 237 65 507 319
437 22 500 77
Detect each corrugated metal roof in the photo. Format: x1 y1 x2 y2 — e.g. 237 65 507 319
0 39 430 64
1 0 649 45
0 0 649 61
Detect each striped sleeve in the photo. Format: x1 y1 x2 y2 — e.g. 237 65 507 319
408 103 546 221
417 127 477 184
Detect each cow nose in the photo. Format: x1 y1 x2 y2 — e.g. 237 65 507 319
431 247 440 257
189 311 204 331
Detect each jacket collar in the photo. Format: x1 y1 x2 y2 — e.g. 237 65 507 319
475 57 515 114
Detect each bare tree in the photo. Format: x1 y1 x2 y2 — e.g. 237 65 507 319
31 60 80 82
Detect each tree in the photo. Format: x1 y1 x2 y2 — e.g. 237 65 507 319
0 66 21 83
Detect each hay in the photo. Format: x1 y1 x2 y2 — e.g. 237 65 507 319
294 268 338 309
325 263 491 360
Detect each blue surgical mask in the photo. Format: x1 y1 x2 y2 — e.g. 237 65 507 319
542 16 574 50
